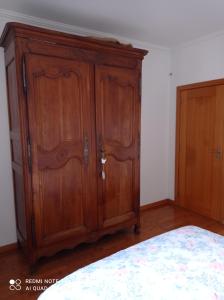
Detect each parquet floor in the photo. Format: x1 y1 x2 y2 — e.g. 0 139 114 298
1 203 224 300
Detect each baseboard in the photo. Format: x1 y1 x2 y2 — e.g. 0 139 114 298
0 242 17 255
140 199 173 212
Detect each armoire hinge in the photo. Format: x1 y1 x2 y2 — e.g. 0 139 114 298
27 137 32 172
22 57 27 94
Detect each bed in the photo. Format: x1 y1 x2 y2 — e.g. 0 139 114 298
38 226 224 300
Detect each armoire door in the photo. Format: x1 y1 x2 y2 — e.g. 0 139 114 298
25 54 97 247
176 82 224 221
95 65 140 229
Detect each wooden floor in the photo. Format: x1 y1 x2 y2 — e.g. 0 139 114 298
1 203 224 300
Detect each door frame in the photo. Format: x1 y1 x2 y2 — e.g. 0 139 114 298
175 78 224 206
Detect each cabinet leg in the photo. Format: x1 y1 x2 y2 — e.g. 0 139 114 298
17 240 21 249
134 223 141 234
29 263 38 274
29 255 38 274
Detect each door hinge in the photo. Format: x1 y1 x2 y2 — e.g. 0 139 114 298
27 136 32 172
31 215 36 246
22 57 27 94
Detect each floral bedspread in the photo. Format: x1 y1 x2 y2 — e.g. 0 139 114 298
38 226 224 300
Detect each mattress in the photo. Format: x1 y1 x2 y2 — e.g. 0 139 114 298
38 226 224 300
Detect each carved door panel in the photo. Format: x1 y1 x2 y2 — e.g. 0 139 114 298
25 54 97 247
95 65 140 229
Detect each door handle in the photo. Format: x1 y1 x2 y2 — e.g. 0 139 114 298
100 151 107 180
215 149 222 160
210 148 223 160
101 170 106 180
101 157 107 165
97 134 107 180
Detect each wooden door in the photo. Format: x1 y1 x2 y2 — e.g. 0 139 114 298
25 54 97 247
176 82 224 221
95 65 140 229
214 85 224 223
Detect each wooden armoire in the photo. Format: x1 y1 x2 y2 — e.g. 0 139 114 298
0 22 148 266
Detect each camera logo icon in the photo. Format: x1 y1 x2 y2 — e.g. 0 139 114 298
9 279 22 291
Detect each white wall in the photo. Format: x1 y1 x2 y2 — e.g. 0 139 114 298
169 33 224 199
141 49 171 204
0 18 17 246
0 13 171 246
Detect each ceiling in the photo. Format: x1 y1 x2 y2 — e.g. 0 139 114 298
0 0 224 46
